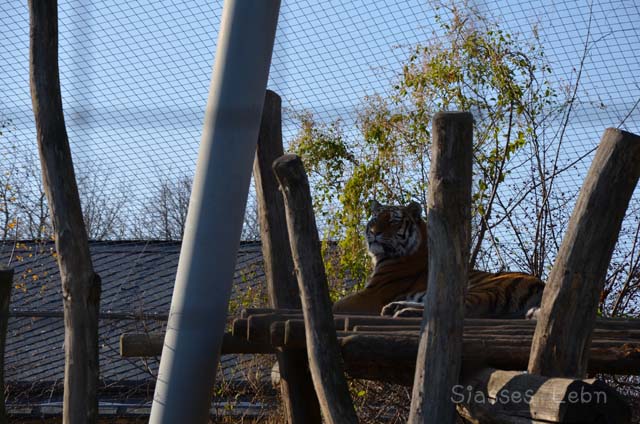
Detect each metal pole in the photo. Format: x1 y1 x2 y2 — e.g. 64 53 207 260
149 1 280 422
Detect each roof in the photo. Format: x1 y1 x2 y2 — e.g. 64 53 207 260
0 240 269 408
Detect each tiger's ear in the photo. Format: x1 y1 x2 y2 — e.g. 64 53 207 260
370 199 382 215
406 201 422 220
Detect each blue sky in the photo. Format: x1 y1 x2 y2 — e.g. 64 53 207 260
1 0 639 214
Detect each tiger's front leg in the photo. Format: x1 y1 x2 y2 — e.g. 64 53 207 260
381 301 424 318
382 302 542 319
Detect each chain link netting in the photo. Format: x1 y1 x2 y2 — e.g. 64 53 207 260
1 0 639 420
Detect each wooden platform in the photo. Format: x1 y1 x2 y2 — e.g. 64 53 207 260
121 308 640 384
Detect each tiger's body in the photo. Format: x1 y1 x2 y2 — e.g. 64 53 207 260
332 200 544 318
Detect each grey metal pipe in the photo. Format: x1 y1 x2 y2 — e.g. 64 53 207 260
149 1 281 422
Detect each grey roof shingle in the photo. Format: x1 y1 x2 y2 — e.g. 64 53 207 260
0 240 267 403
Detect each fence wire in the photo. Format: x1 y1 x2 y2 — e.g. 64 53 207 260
1 0 639 420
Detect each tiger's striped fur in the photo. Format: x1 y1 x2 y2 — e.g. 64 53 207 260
332 200 544 318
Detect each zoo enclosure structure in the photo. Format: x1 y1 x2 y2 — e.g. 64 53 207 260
123 90 640 423
2 0 636 422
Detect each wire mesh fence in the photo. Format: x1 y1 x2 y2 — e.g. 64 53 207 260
2 0 639 239
1 0 639 421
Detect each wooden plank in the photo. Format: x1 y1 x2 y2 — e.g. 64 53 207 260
409 112 473 424
233 315 347 341
29 2 101 423
120 330 640 377
340 334 640 384
125 323 640 356
231 318 249 338
240 307 301 318
241 307 378 319
343 315 421 330
247 313 300 344
253 90 321 424
246 313 346 344
273 154 358 424
351 325 640 339
457 368 630 424
237 315 640 347
529 128 640 378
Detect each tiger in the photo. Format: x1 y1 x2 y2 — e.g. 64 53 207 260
332 200 544 319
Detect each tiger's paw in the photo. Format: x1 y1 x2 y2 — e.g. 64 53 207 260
394 307 424 318
381 301 424 318
525 307 540 320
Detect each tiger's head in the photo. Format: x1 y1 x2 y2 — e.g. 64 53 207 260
365 200 427 266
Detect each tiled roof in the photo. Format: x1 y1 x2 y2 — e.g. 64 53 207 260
0 240 268 404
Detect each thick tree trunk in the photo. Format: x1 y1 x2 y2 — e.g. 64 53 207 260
273 154 358 424
409 112 473 423
529 128 640 377
253 91 321 424
28 2 101 422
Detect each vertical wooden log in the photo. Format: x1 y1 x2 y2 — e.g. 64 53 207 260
253 90 321 424
0 267 13 424
28 2 101 423
529 128 640 377
408 112 473 423
273 154 358 424
254 91 302 309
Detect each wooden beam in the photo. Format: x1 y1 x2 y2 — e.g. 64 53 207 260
457 368 630 424
246 313 302 344
231 315 348 342
273 154 358 424
120 326 640 375
529 128 640 378
240 307 302 318
343 315 420 330
29 2 101 423
349 324 640 338
253 90 321 424
409 112 473 423
340 333 640 384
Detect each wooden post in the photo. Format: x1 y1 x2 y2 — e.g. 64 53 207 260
408 112 473 423
255 91 303 308
529 128 640 378
253 90 321 424
273 154 358 424
0 267 13 424
29 2 102 423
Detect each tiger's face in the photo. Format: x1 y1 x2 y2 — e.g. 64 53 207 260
365 200 426 265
